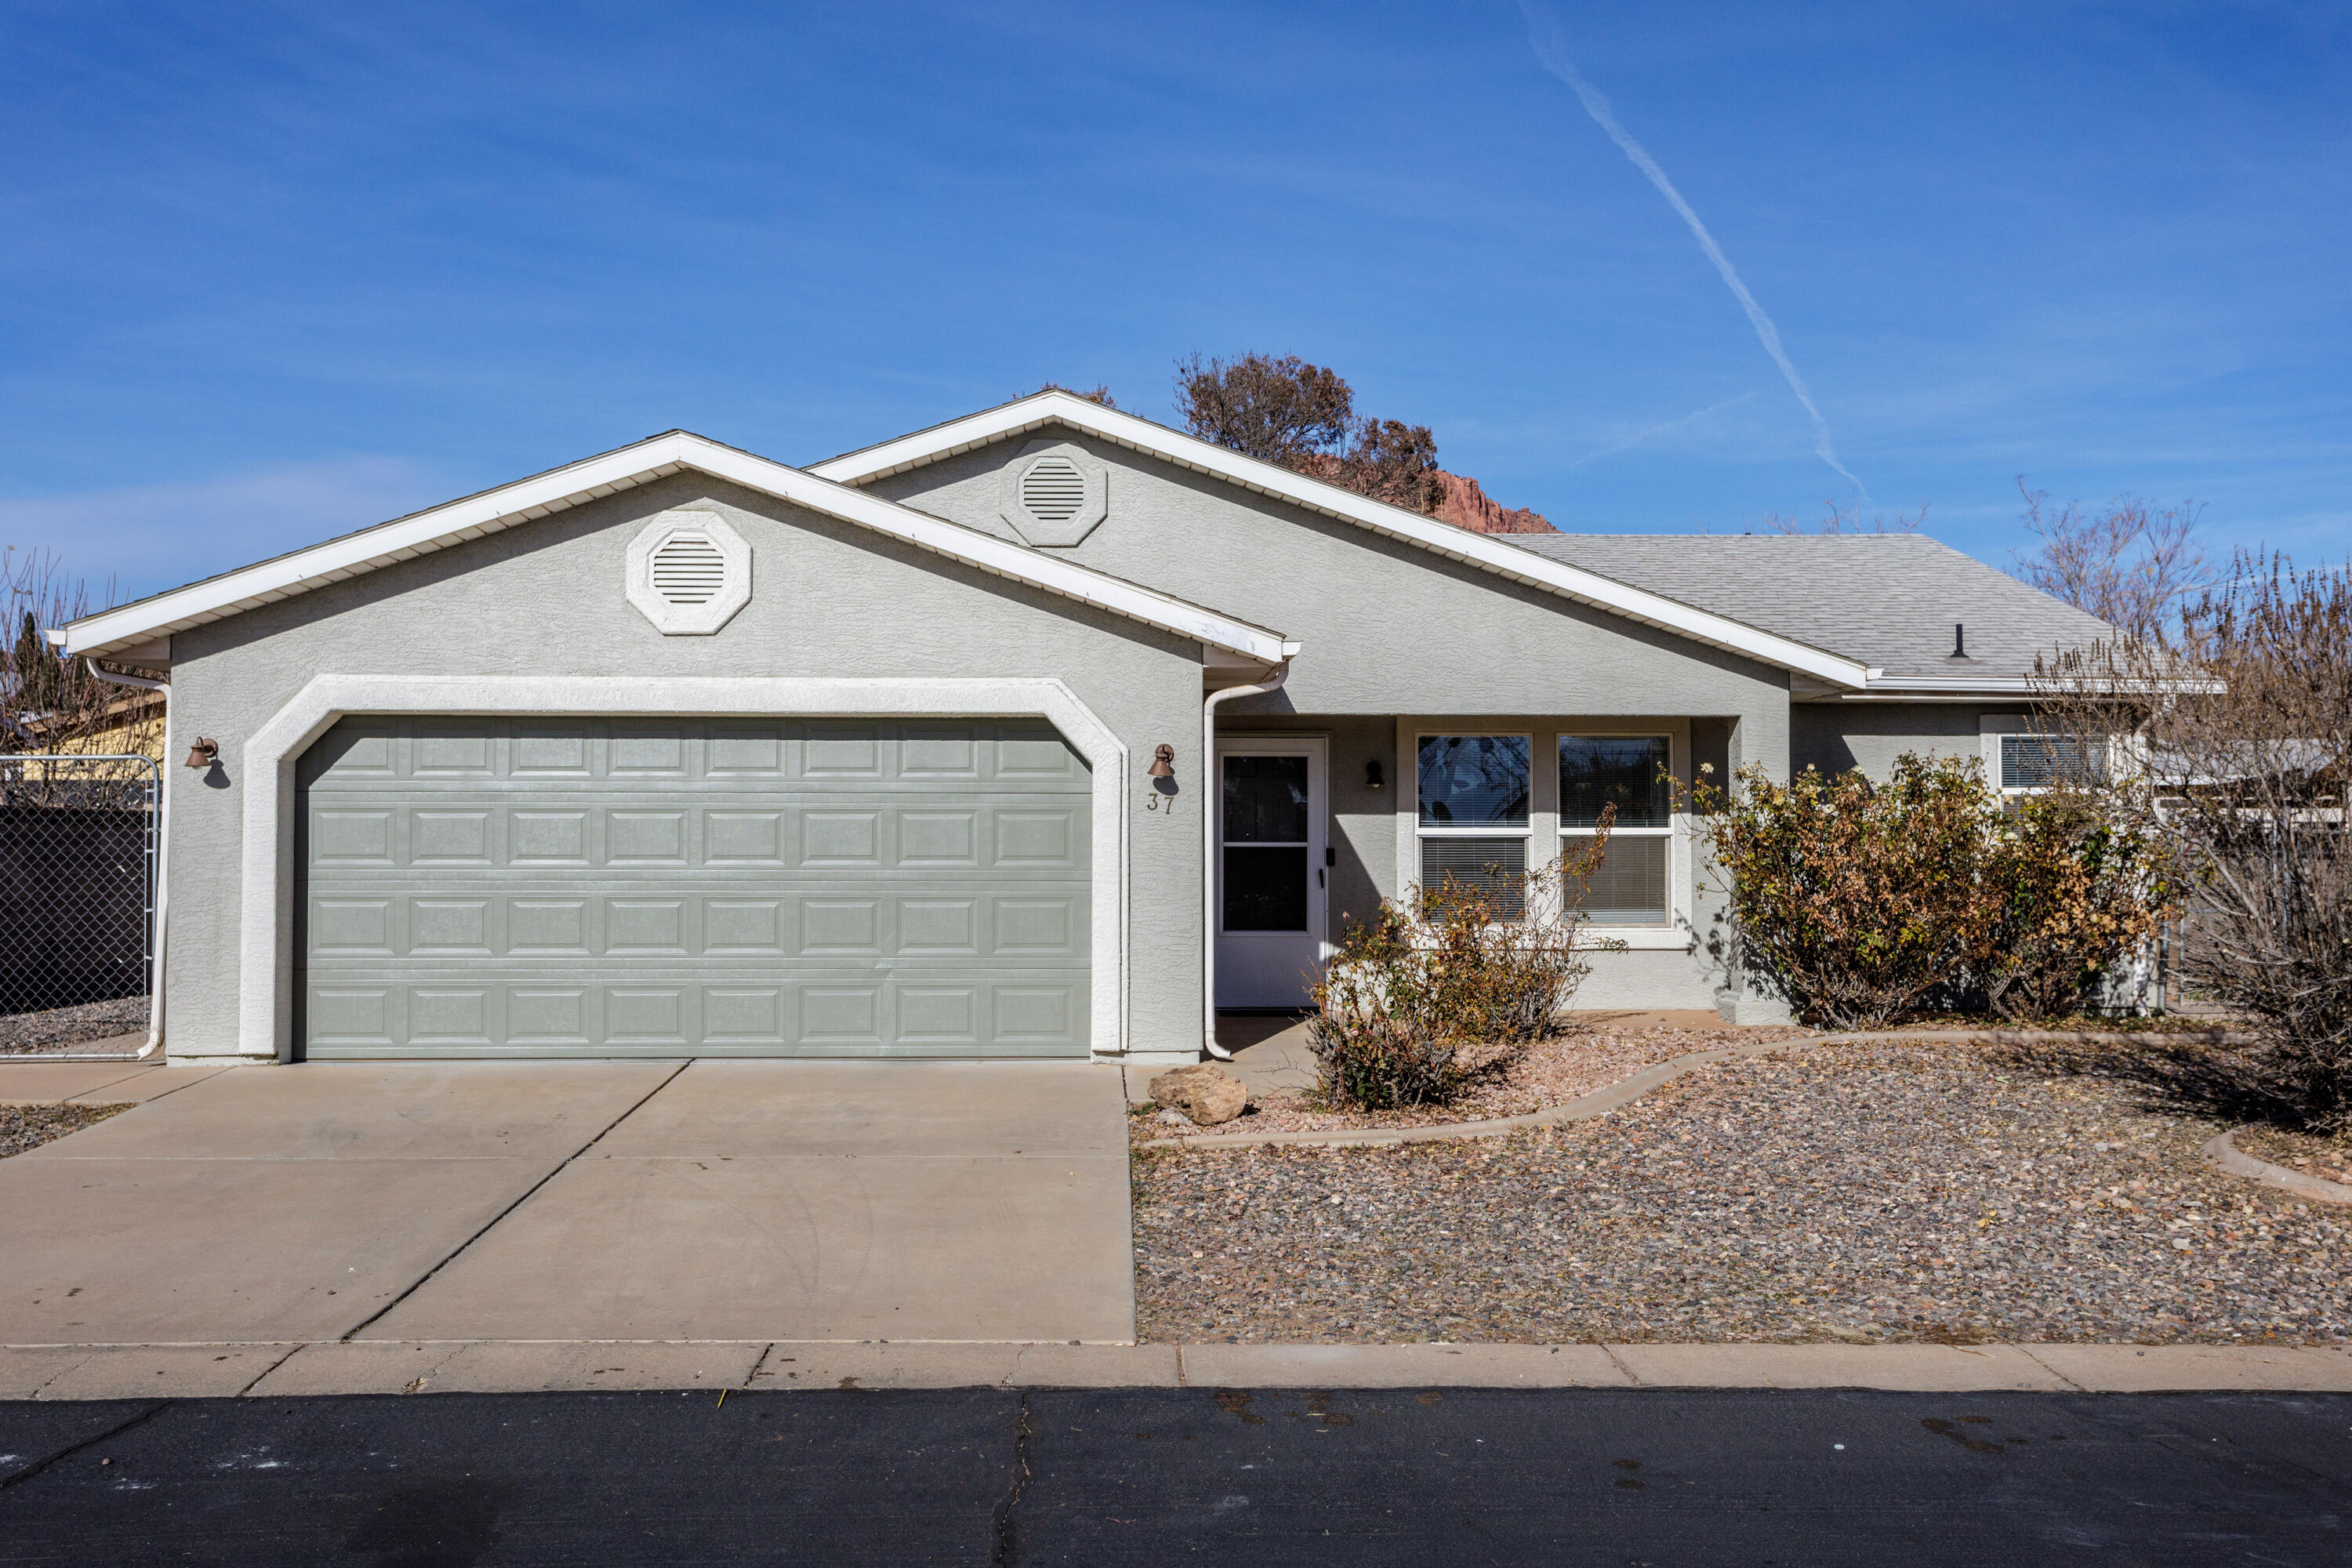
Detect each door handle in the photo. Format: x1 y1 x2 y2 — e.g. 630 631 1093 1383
1317 868 1324 887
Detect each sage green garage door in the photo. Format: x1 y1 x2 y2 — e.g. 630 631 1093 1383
296 717 1091 1058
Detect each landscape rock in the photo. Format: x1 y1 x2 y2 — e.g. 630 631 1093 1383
1149 1064 1248 1127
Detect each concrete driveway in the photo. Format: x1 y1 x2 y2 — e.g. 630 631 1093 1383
0 1058 1134 1348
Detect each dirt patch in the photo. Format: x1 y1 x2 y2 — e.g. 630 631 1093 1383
1138 1023 1798 1142
0 996 149 1054
0 1103 132 1159
1133 1038 2351 1345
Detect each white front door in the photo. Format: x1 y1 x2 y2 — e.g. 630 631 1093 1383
1214 738 1328 1008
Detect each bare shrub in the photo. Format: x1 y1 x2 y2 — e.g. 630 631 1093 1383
1308 826 1619 1109
2038 554 2352 1131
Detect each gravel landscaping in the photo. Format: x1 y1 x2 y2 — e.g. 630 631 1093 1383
1142 1022 1797 1142
1133 1036 2352 1345
0 996 149 1054
0 1103 130 1159
2238 1126 2352 1189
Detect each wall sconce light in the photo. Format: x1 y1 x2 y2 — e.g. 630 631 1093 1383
1366 759 1385 790
184 737 220 770
1148 743 1175 780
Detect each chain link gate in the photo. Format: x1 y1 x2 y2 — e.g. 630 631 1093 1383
0 754 160 1056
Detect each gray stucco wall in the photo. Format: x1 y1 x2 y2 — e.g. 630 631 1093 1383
161 474 1208 1058
884 431 1791 1018
1792 704 2011 781
873 433 1797 733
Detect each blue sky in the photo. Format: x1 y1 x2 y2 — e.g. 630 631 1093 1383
2 1 2346 606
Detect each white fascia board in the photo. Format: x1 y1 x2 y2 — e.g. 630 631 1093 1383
810 393 1875 690
60 431 1292 666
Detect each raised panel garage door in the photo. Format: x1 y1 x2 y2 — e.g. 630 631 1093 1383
296 717 1091 1058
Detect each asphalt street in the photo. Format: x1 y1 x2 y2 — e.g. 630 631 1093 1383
0 1386 2346 1566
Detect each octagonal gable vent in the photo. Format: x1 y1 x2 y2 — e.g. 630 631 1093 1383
626 511 752 635
1019 456 1088 524
650 532 727 604
997 444 1109 546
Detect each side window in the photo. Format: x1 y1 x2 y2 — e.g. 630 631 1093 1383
1998 733 2103 794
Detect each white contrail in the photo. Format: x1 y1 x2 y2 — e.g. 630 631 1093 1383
1567 387 1769 468
1521 4 1867 499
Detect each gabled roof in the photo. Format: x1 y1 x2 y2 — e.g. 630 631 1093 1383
1502 534 2120 689
808 391 1877 689
57 430 1298 666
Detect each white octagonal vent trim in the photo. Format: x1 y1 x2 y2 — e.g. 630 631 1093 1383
626 511 752 634
997 440 1109 547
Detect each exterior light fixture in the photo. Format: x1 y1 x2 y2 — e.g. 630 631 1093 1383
1148 744 1175 780
1366 759 1385 790
185 737 220 770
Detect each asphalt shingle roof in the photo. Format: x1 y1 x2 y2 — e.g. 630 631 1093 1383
1498 532 2119 679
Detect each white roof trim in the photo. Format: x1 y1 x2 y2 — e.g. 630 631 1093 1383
810 392 1875 689
59 432 1298 666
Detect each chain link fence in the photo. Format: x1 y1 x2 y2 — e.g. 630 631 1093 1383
0 754 159 1053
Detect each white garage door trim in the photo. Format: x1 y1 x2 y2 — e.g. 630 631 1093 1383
234 676 1128 1063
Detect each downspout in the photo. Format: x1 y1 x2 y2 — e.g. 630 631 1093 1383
85 660 169 1060
1200 662 1288 1062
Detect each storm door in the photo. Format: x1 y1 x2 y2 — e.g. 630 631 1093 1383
1214 738 1327 1008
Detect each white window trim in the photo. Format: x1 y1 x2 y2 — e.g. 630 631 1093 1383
1981 712 2115 797
224 674 1131 1065
1557 728 1682 935
1406 729 1535 917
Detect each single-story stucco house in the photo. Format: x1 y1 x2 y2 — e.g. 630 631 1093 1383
55 390 2115 1069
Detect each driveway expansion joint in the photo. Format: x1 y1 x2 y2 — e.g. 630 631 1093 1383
333 1060 691 1343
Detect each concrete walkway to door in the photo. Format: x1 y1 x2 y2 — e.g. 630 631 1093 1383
0 1058 1134 1352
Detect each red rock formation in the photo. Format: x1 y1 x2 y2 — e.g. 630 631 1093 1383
1290 454 1558 535
1432 469 1556 535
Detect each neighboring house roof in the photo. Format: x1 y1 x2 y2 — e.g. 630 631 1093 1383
56 430 1298 666
808 392 1877 690
1499 534 2120 692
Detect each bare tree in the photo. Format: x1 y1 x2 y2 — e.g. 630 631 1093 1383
1173 353 1356 466
1033 382 1117 408
2037 553 2352 1131
2012 483 2212 643
1172 353 1446 514
1336 416 1444 514
1 547 145 759
1760 499 1927 535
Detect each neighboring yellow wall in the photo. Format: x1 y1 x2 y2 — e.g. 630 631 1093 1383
60 714 166 762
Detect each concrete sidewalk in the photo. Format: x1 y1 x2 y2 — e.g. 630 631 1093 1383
4 1339 2348 1399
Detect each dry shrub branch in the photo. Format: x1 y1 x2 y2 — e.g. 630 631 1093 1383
2039 554 2352 1132
1307 817 1622 1109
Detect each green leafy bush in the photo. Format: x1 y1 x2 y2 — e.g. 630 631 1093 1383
1307 821 1620 1109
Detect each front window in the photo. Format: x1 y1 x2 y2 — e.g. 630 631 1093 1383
1560 735 1671 926
1416 735 1530 918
